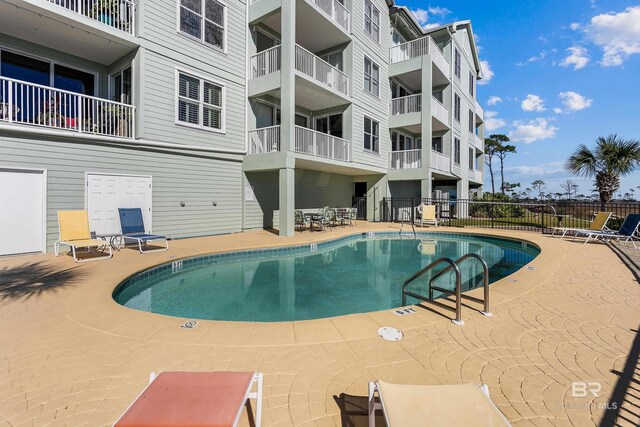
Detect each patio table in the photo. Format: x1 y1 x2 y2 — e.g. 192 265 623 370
304 213 322 231
95 233 124 251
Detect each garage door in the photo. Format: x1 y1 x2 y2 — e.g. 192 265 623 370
87 174 153 235
0 169 45 255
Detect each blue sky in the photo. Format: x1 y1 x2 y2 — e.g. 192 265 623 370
403 0 640 198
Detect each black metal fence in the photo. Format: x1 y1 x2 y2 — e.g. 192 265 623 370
381 197 640 233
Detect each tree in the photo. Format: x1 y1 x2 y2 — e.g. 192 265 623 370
524 187 532 199
560 180 579 200
492 135 516 193
484 137 500 195
531 180 546 199
566 134 640 208
502 182 521 197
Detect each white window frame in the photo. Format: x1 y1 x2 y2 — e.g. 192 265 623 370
468 147 474 170
177 0 228 54
454 48 461 79
468 71 474 97
454 92 461 122
109 64 133 104
363 54 380 98
468 108 474 133
363 0 381 44
174 68 226 133
363 115 380 154
454 137 461 165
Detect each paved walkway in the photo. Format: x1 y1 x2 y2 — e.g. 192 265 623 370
0 224 638 426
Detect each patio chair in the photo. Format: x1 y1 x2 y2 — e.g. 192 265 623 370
315 206 333 231
419 204 439 227
348 207 357 226
551 211 612 238
368 381 511 427
581 213 640 248
114 371 263 427
54 210 112 263
295 210 308 231
118 208 168 253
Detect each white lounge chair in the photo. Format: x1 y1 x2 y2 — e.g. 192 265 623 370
54 210 112 263
582 213 640 248
368 381 511 427
551 211 612 238
419 204 439 227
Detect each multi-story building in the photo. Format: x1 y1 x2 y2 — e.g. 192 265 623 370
0 0 484 256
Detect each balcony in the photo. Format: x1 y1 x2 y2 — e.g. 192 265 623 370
469 169 483 183
250 45 281 79
430 150 450 173
295 126 349 161
250 0 349 34
389 36 449 77
46 0 135 34
249 125 280 154
475 99 484 120
309 0 350 32
431 97 449 129
390 150 421 170
0 76 135 139
295 45 349 96
390 94 421 116
474 134 484 151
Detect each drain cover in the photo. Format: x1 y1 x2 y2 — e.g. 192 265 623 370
378 327 403 341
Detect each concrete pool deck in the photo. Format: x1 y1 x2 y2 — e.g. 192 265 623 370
0 223 638 426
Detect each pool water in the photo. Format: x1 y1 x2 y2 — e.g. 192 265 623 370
114 233 539 322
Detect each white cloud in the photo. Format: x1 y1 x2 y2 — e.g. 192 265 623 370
521 94 546 112
509 118 558 143
478 60 494 84
569 22 581 30
585 6 640 66
553 107 563 114
410 7 449 30
560 46 590 70
487 96 502 106
559 91 593 111
428 6 450 17
517 50 548 66
484 111 506 131
506 162 565 176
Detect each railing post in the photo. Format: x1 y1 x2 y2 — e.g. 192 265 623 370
453 268 463 325
7 82 13 123
77 96 82 132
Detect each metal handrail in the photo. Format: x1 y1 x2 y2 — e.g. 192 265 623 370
398 208 416 238
429 253 492 317
402 257 463 325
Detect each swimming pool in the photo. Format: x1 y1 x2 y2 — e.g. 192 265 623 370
113 233 540 322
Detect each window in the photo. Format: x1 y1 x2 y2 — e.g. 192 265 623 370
468 71 474 96
363 56 379 97
321 51 343 71
469 148 474 170
179 0 226 51
364 0 380 42
391 131 417 151
177 71 224 131
454 137 461 164
454 93 461 122
315 114 343 138
454 48 461 78
111 66 132 104
468 108 474 133
432 136 443 153
364 116 379 153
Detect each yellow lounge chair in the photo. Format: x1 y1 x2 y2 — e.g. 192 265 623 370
54 210 112 262
419 204 439 227
368 381 511 427
551 211 612 238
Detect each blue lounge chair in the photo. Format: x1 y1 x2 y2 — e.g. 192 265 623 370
118 208 168 253
582 213 640 249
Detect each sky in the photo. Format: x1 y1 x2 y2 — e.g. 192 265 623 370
402 0 640 198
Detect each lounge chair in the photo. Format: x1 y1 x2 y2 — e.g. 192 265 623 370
551 211 612 238
582 213 640 248
118 208 168 253
54 210 112 263
368 381 511 427
419 204 439 227
114 371 263 427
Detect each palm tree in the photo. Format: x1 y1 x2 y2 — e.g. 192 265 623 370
566 134 640 208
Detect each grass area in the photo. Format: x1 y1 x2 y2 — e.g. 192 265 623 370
446 215 592 229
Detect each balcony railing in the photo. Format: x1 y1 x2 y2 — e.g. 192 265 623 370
294 126 349 161
475 99 484 118
389 36 449 72
390 149 421 170
390 94 421 116
430 150 450 172
311 0 350 32
469 169 483 182
475 134 483 150
248 125 281 154
0 76 135 139
250 45 281 79
295 45 349 96
47 0 135 34
431 96 448 125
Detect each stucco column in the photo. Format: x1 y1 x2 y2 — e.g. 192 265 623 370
421 174 432 200
280 0 296 154
279 167 295 236
456 178 469 218
421 56 433 199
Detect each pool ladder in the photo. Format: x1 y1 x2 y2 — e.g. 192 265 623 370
398 208 416 238
401 253 492 326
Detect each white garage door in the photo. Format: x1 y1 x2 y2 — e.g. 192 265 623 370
0 169 45 255
87 174 153 235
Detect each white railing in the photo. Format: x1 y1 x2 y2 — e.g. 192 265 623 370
390 35 430 64
250 45 281 79
249 125 280 154
390 150 421 170
47 0 135 34
431 96 448 125
390 94 422 116
294 126 349 161
295 45 349 96
311 0 350 32
469 169 482 182
475 99 484 118
475 134 483 150
429 38 449 73
0 76 135 138
430 150 450 172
